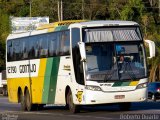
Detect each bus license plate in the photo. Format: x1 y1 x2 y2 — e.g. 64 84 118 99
114 95 125 99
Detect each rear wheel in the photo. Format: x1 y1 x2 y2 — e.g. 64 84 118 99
67 90 80 113
2 88 7 96
119 102 131 111
25 89 35 111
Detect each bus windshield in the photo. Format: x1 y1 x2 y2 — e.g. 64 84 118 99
85 42 147 81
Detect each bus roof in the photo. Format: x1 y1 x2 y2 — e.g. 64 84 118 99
37 20 86 30
7 29 48 40
7 20 139 40
7 20 86 40
69 20 139 28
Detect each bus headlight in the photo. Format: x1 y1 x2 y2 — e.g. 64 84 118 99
85 85 102 91
136 83 148 89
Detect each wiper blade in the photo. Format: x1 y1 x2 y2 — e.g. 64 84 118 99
104 69 117 82
123 62 137 80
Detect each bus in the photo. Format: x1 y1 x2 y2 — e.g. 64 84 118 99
6 20 155 113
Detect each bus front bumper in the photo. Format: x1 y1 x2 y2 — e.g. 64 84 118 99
79 88 147 105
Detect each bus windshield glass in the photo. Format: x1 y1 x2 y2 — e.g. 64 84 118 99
84 30 146 81
85 43 147 81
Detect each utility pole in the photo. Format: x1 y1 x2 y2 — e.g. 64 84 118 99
30 0 32 17
58 0 60 21
61 0 63 21
82 0 84 20
159 0 160 16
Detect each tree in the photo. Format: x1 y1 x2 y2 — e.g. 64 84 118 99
108 0 144 22
0 12 10 69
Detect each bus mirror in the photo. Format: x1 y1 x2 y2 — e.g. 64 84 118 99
145 40 155 59
78 42 86 62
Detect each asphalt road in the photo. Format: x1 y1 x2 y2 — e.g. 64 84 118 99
0 96 160 120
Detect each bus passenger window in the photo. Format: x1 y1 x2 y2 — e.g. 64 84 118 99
60 31 70 55
13 40 21 61
39 35 48 58
48 33 57 57
28 36 39 59
7 41 13 62
22 39 29 59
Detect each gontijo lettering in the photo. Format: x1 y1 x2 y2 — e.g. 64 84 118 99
7 64 36 74
19 64 36 73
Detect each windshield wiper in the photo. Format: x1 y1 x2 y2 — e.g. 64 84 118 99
123 62 137 80
103 69 117 82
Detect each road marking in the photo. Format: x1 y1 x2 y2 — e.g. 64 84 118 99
0 102 18 105
0 110 114 119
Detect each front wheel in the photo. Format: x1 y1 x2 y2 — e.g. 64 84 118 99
67 90 80 113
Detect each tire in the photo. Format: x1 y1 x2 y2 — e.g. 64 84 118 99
2 89 5 96
20 91 26 111
151 94 156 102
67 90 80 113
119 102 131 111
25 89 35 111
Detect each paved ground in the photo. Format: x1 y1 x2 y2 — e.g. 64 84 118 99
0 96 160 120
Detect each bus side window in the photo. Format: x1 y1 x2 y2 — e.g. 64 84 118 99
29 36 39 59
22 39 29 59
72 28 84 85
65 31 70 55
39 35 48 58
13 40 21 61
56 32 61 56
72 28 80 47
48 33 57 57
7 40 13 62
59 31 70 55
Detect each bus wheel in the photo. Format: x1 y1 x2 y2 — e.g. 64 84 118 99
119 102 131 111
20 91 26 111
25 89 34 111
67 90 80 113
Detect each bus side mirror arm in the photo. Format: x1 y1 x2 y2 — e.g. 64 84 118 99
145 40 155 59
78 42 86 62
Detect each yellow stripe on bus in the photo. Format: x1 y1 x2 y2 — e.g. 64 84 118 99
32 58 47 103
129 81 139 86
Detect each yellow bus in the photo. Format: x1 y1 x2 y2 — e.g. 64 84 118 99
6 20 155 113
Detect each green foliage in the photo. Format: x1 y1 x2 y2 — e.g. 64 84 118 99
0 11 10 68
108 0 145 22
